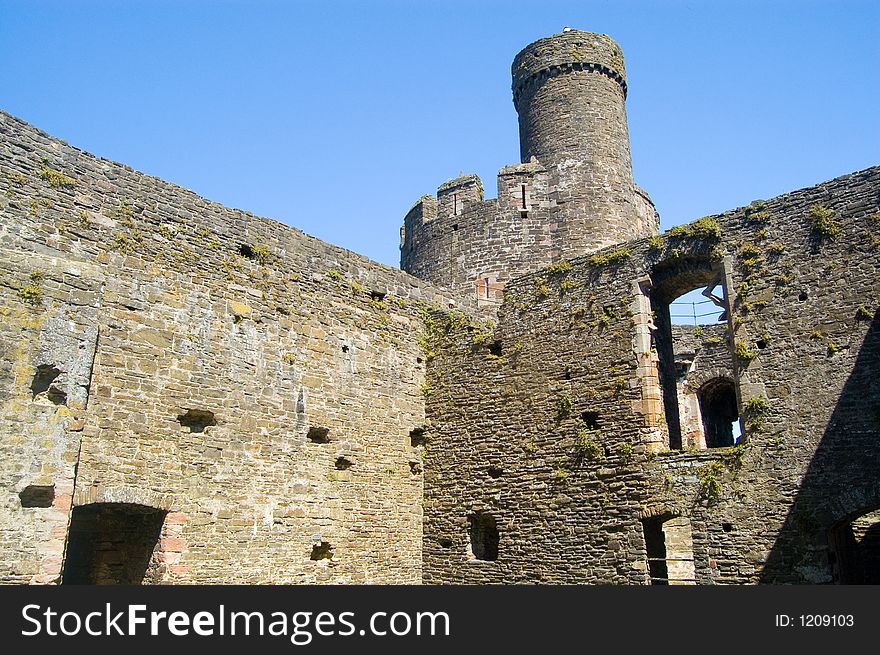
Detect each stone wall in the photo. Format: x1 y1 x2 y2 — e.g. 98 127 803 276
2 102 878 586
0 110 472 584
422 166 880 584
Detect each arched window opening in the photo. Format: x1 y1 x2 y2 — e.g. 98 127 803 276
648 258 736 450
642 514 696 585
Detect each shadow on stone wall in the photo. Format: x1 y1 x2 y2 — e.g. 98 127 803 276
760 308 880 583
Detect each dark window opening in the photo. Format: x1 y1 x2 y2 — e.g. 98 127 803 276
310 541 333 561
19 484 55 508
799 291 808 302
756 339 768 350
469 512 499 561
520 184 527 210
487 466 503 478
335 456 353 470
31 364 62 400
452 224 459 231
307 426 331 443
176 409 217 433
409 428 426 448
581 411 600 429
370 290 386 301
698 378 739 448
643 517 669 585
438 538 453 549
453 193 458 216
722 522 733 533
238 243 255 259
488 341 502 356
62 503 166 584
409 460 422 475
830 509 880 584
642 514 696 585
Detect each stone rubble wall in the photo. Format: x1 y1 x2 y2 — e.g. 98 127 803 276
422 166 880 584
0 110 472 584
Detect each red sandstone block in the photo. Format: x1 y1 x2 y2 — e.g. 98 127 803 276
169 565 188 575
53 494 72 511
161 537 186 552
41 556 62 572
165 512 188 525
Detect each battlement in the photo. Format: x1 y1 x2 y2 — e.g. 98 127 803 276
437 174 484 217
496 160 550 213
512 30 627 106
634 184 661 235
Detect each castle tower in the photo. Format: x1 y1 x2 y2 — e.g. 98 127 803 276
401 30 658 307
512 29 653 256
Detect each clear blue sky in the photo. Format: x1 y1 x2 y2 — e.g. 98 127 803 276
1 0 877 269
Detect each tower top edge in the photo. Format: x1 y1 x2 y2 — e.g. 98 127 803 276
511 30 626 93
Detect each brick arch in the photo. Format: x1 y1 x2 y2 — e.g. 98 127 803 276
639 504 681 521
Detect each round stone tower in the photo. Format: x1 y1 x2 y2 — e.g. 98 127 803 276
512 30 653 256
400 30 658 308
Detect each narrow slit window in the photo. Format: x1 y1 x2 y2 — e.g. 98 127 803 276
520 184 527 210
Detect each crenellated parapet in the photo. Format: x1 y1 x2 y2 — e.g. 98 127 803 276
496 160 550 213
437 174 483 217
401 165 559 308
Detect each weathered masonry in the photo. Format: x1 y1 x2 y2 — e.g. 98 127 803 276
2 29 879 585
0 108 467 584
420 167 880 584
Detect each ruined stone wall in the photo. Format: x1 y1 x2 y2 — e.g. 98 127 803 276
422 166 880 584
0 110 471 584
